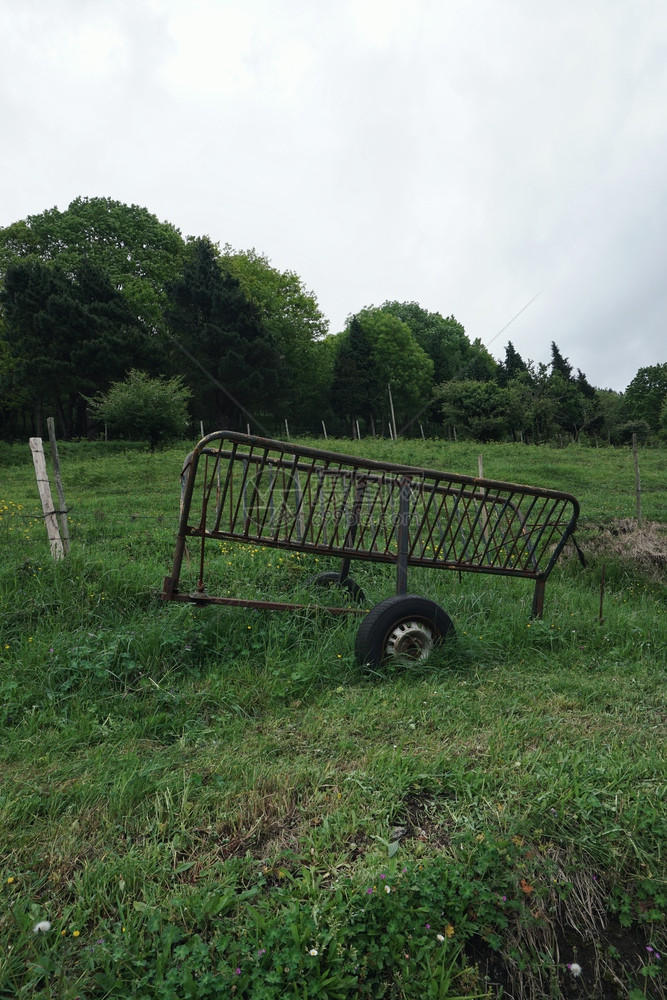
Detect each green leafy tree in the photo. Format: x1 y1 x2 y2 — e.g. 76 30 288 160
513 362 559 443
573 368 603 439
87 370 191 450
546 372 583 440
370 310 433 424
503 373 535 441
546 346 601 441
0 197 185 334
166 238 285 429
465 338 498 381
438 380 511 441
596 389 627 444
624 363 667 433
659 398 667 442
330 308 433 431
220 247 329 425
380 302 469 384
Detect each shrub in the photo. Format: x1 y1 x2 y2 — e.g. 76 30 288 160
87 370 191 449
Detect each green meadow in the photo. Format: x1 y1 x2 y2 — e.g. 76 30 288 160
1 438 665 999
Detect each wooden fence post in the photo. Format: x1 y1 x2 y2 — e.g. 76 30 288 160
29 437 64 561
632 433 643 526
46 417 70 555
388 383 398 440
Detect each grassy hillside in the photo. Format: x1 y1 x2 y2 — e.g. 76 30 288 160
1 437 665 999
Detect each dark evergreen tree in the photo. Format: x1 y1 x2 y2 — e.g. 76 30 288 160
221 247 329 428
0 258 151 436
166 237 285 429
330 315 383 429
498 341 529 386
550 342 573 381
575 368 597 399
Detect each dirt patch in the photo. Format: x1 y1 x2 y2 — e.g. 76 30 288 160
575 519 667 582
468 918 663 1000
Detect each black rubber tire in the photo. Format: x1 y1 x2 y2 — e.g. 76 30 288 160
355 594 454 667
306 571 366 604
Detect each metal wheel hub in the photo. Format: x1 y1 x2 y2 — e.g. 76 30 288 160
385 619 435 660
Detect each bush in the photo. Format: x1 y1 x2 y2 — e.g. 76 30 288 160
87 370 191 449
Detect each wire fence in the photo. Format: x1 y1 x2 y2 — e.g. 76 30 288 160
2 443 665 557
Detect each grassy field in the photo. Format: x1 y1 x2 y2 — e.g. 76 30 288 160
1 437 665 999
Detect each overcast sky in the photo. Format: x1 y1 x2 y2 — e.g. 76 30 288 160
1 0 666 391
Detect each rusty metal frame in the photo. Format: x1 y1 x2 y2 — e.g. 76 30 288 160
162 431 580 619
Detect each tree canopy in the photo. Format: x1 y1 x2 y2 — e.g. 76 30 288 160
624 363 667 433
380 302 469 384
0 196 663 446
87 370 191 450
0 258 153 436
166 237 286 429
0 197 185 332
220 247 329 424
330 308 433 431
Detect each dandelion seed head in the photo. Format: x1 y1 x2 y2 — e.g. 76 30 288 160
567 962 582 977
33 920 51 933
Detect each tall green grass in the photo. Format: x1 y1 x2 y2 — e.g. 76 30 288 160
0 438 665 998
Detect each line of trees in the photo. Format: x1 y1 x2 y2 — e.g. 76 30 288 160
0 196 665 445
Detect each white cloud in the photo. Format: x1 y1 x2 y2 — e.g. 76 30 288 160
0 0 665 390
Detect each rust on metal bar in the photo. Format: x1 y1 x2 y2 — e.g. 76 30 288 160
164 592 365 614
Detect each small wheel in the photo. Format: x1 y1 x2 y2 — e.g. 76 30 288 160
355 594 454 666
307 571 366 604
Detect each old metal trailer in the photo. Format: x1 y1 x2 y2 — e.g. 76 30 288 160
162 431 580 665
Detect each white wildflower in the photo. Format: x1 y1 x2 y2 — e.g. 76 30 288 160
308 948 318 957
436 933 445 942
385 885 391 893
33 920 51 933
568 962 582 977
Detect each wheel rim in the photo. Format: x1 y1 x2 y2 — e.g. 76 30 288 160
384 619 436 661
